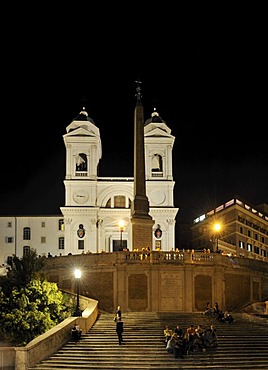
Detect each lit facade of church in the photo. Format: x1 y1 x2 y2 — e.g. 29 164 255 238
0 106 178 265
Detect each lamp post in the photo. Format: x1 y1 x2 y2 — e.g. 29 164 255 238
213 223 221 253
74 268 82 316
119 220 124 251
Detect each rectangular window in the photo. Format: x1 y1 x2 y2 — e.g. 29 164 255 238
239 240 245 249
247 243 252 252
59 219 64 231
155 240 161 250
247 230 251 237
7 222 12 228
5 237 13 243
41 222 45 228
41 237 46 243
78 240 84 250
23 228 31 240
59 237 65 249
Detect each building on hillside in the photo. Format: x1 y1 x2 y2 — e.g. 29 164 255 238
191 197 268 261
0 103 179 265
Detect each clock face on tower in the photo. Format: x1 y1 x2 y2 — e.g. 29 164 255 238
73 190 89 204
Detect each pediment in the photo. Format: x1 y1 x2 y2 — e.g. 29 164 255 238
144 126 173 139
64 126 100 138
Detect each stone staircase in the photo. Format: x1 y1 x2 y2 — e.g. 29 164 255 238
28 311 268 369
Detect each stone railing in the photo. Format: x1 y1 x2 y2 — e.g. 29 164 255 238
121 250 215 264
2 296 99 370
43 251 221 271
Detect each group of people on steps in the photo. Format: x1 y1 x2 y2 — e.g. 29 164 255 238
164 322 218 359
204 301 234 323
164 302 234 359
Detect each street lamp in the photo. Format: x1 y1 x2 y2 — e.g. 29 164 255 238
119 220 124 250
74 268 82 316
213 223 221 253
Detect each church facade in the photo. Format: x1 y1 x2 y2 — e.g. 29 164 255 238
0 105 178 266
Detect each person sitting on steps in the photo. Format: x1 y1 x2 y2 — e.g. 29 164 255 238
174 323 184 340
224 311 234 323
204 301 213 316
216 310 225 322
203 325 218 348
166 333 184 359
213 302 220 315
163 326 173 345
71 323 82 343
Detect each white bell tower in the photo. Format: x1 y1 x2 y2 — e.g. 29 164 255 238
60 108 102 254
144 108 178 250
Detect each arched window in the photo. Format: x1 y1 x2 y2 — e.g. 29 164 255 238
114 196 125 208
105 196 131 208
23 245 30 257
151 154 162 173
75 153 87 172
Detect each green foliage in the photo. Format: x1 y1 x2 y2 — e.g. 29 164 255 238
0 249 71 346
0 279 70 346
6 248 46 290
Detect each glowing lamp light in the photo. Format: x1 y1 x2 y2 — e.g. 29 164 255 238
74 269 82 316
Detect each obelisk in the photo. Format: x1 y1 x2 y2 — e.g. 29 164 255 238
131 80 154 251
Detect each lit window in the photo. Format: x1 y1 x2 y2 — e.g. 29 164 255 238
114 196 125 208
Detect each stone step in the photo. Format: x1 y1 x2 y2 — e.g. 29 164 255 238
28 311 268 370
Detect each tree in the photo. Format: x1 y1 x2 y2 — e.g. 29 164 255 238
7 248 45 289
0 248 70 346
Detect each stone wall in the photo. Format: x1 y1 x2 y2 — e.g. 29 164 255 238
43 251 268 313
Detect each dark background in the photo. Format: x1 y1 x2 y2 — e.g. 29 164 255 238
0 8 267 247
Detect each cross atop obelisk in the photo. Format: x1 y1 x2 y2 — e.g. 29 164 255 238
130 80 154 251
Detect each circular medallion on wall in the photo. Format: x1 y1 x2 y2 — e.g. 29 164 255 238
73 190 89 204
150 190 166 205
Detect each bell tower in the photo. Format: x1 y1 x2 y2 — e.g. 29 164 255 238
63 107 102 207
60 107 102 254
143 108 178 251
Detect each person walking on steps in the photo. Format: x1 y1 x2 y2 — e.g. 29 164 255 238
116 305 122 319
116 316 124 345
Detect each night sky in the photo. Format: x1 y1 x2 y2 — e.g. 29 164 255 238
0 11 267 246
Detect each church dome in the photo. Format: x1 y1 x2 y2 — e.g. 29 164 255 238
145 109 166 126
73 107 95 124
